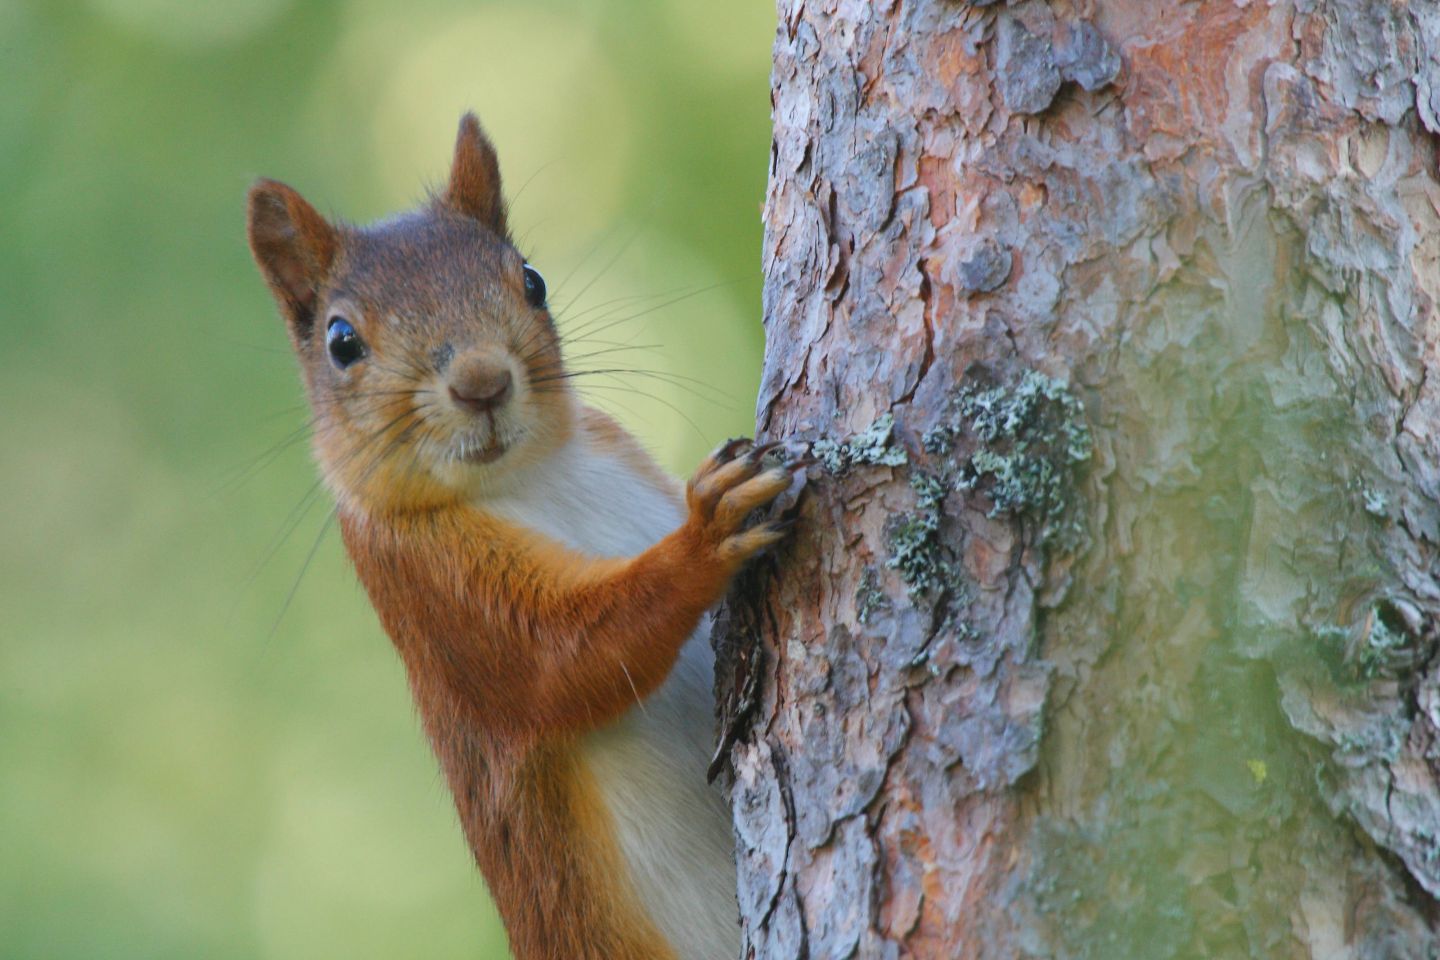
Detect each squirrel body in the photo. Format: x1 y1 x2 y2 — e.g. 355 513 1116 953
247 115 792 959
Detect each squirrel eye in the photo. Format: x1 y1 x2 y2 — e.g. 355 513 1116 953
522 264 547 308
326 316 366 369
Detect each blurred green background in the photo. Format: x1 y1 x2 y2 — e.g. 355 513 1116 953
1 1 773 956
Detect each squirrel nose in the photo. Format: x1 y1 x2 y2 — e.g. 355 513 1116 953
447 360 514 415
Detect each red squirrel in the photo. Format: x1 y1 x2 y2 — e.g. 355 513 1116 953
245 113 799 959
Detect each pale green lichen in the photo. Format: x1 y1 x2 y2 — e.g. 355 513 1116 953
855 566 889 624
1362 486 1388 517
886 471 954 596
1357 603 1411 679
925 370 1092 545
879 372 1091 594
1311 605 1417 682
814 412 909 474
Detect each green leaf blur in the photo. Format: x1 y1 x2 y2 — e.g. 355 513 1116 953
0 1 774 957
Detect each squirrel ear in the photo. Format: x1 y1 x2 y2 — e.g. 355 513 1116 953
441 112 507 233
246 179 338 339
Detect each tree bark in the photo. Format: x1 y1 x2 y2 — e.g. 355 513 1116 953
715 1 1440 957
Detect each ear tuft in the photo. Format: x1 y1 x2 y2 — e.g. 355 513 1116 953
442 112 507 233
246 179 338 340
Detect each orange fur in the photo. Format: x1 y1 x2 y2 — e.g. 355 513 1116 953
336 430 787 958
343 471 767 740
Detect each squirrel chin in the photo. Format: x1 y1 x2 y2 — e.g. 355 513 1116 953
434 430 564 505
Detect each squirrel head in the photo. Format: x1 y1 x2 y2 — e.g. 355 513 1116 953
247 113 573 513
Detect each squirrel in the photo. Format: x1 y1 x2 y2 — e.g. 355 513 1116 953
245 113 801 960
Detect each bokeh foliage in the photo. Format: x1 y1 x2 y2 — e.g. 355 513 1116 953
0 1 774 956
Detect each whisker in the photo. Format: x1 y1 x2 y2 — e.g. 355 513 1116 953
398 421 441 488
352 416 424 492
558 334 660 353
514 319 563 368
531 367 735 405
510 156 563 209
552 223 643 312
552 279 703 334
226 471 329 629
550 222 634 302
526 343 665 378
209 417 319 498
218 377 437 503
549 287 680 328
554 294 672 345
266 505 338 642
567 387 647 425
253 400 316 423
513 218 552 254
535 380 707 439
556 282 731 352
237 407 418 612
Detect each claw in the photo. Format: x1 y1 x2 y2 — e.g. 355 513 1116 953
715 437 752 463
784 454 818 472
743 441 784 466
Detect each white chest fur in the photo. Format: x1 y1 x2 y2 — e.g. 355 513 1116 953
479 436 739 960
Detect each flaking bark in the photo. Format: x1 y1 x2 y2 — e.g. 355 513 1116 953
715 1 1440 957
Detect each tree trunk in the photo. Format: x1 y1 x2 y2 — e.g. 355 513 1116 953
714 1 1440 957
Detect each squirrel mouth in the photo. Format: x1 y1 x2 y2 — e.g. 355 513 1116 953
454 438 507 465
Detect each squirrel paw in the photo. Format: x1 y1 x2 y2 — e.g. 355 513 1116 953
686 438 806 567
